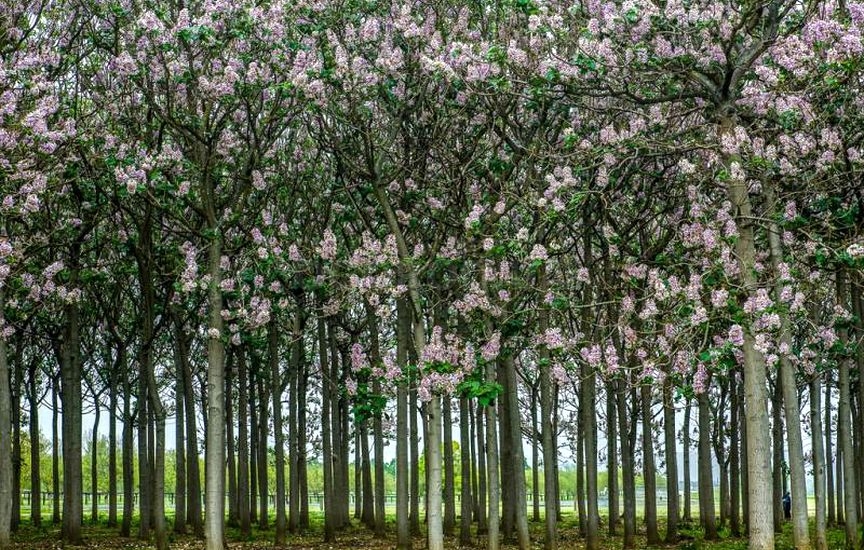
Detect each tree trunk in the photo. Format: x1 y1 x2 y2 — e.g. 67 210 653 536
642 384 659 544
582 363 599 550
175 316 202 537
502 355 530 549
108 365 118 528
475 401 487 535
697 391 717 539
0 289 12 547
575 419 585 535
226 353 237 528
329 327 347 530
257 367 269 530
811 377 828 550
772 379 784 533
288 314 300 533
270 320 287 546
725 114 774 549
460 397 473 545
28 356 42 528
204 222 227 550
121 375 133 537
663 377 679 542
249 369 258 526
730 372 741 537
361 422 374 528
426 396 445 550
531 385 540 523
538 266 557 550
827 372 836 526
485 372 500 550
836 270 859 548
443 399 456 537
52 377 60 526
838 444 845 524
92 403 100 523
11 356 20 534
617 381 636 549
607 384 618 535
396 299 411 549
174 349 187 534
138 382 151 539
410 381 420 535
682 397 692 523
766 202 811 549
61 301 84 544
318 318 334 541
238 346 251 537
373 381 385 537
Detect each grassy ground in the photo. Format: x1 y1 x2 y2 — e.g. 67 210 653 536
7 512 852 549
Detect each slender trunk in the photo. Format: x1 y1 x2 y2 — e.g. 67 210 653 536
698 391 717 540
642 384 659 544
663 378 679 542
740 376 750 534
485 375 500 550
10 357 20 534
288 314 300 533
249 369 258 526
373 381 385 537
122 377 134 538
772 379 784 533
582 364 599 550
475 401 487 535
460 397 473 545
257 366 269 530
176 315 202 537
836 270 859 548
92 403 100 523
409 382 420 535
203 211 227 550
226 354 237 528
682 397 692 522
730 372 741 537
427 396 444 550
811 376 828 550
443 399 456 537
361 422 374 528
299 360 309 532
355 417 362 521
607 384 618 534
0 289 12 547
61 301 84 544
765 202 810 549
319 318 334 541
238 346 251 537
838 444 845 524
502 355 530 549
175 362 187 535
28 357 42 528
538 266 557 550
575 421 585 534
396 299 411 549
329 327 346 529
531 386 540 523
827 372 836 526
270 320 287 546
724 113 773 549
52 378 60 525
108 370 118 528
616 381 636 549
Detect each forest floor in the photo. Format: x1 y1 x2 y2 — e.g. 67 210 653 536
7 516 850 550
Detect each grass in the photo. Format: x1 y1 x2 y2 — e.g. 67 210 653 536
6 512 853 549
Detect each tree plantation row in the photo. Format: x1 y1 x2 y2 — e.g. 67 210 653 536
2 0 864 549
